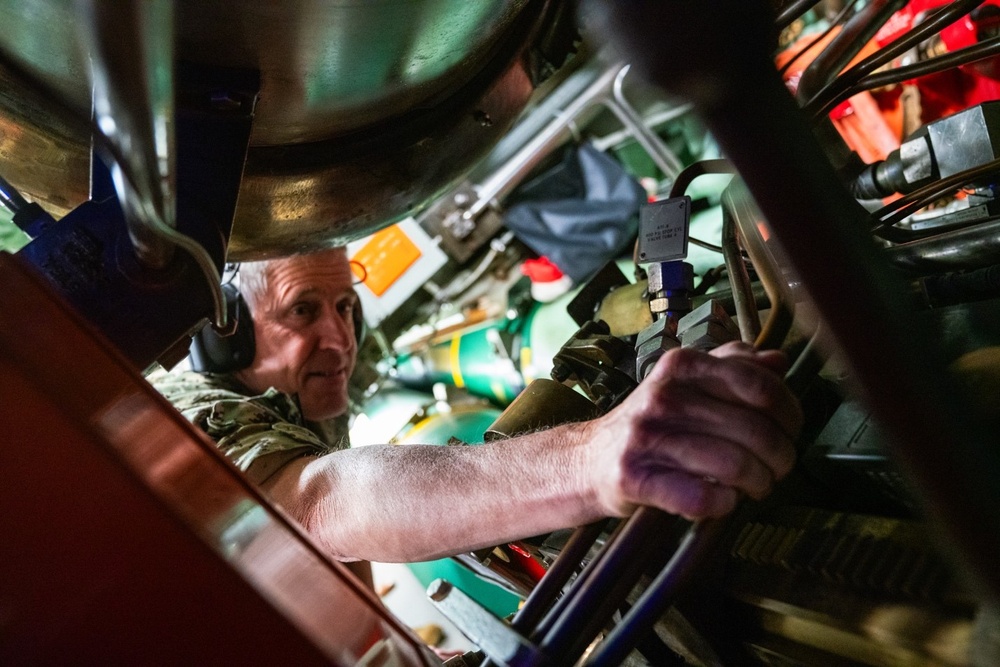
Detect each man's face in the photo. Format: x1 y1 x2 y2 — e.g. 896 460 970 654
235 249 358 422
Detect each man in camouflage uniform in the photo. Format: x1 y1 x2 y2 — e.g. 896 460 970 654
153 247 803 567
151 370 351 486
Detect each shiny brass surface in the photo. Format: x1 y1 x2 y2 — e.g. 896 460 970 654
0 60 90 218
485 378 601 441
0 0 556 259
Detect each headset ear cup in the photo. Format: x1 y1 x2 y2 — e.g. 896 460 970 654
352 294 366 345
188 284 256 373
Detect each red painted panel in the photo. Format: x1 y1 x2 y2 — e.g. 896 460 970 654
0 254 432 666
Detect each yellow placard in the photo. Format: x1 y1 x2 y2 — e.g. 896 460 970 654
350 225 422 297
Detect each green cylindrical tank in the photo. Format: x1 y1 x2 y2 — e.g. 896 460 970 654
394 289 581 406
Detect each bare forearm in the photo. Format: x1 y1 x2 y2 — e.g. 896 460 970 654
264 422 601 562
263 344 802 564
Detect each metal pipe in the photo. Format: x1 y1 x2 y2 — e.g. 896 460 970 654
590 104 693 153
667 158 734 199
854 35 1000 100
582 520 723 667
532 508 682 664
462 59 685 224
605 66 684 180
77 0 176 270
779 0 863 77
835 41 1000 157
480 521 609 667
721 206 761 343
723 180 796 350
508 521 608 634
463 59 627 223
874 158 1000 231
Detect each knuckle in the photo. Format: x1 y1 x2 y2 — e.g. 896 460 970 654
718 449 754 485
616 448 645 496
652 377 686 408
774 440 797 478
657 346 700 379
679 481 715 518
746 372 781 410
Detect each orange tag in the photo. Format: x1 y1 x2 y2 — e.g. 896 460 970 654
350 225 422 297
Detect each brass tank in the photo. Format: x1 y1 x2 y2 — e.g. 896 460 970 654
0 0 574 259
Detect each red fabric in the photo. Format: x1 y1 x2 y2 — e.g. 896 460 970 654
521 256 565 283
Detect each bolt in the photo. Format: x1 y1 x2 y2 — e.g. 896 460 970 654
647 263 665 293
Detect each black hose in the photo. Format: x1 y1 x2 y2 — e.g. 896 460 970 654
831 35 1000 118
921 264 1000 306
775 0 821 31
805 0 988 118
668 158 736 198
778 0 863 77
864 35 1000 89
796 0 906 104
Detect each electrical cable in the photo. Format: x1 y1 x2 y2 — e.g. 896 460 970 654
689 237 724 253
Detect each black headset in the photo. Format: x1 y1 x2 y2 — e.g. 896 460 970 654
189 283 365 374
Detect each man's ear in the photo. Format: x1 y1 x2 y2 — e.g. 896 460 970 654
189 284 257 373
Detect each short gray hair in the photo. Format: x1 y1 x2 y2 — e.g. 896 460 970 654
236 247 348 315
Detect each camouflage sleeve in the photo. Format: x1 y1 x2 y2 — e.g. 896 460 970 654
149 369 328 485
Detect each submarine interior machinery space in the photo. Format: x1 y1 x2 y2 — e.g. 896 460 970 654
3 0 1000 665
